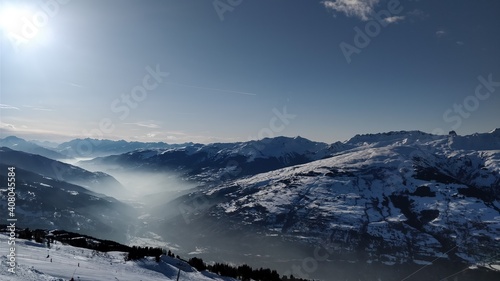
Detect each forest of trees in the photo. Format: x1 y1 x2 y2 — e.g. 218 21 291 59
188 257 311 281
15 228 131 252
126 245 165 261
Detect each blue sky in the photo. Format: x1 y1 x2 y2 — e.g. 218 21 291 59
0 0 499 143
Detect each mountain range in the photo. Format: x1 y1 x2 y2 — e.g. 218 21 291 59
1 129 499 280
56 138 191 158
80 136 353 187
121 129 500 280
0 136 70 160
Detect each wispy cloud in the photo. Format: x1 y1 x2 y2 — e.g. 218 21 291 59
384 16 405 24
0 122 16 129
322 0 379 21
61 81 84 88
125 122 161 129
456 41 464 46
165 81 256 96
0 104 20 110
165 131 187 136
436 29 447 38
23 105 53 111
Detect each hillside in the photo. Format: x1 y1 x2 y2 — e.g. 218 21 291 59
0 233 238 281
0 147 124 198
0 164 135 243
145 130 500 280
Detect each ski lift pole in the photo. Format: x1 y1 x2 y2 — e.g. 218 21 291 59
176 268 181 281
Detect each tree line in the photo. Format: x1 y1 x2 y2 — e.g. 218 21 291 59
188 257 311 281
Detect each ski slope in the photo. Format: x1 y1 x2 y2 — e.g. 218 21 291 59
0 234 236 281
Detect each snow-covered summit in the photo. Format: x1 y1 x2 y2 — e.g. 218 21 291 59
447 128 500 151
345 130 440 147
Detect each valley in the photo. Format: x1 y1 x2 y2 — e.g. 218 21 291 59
1 130 500 280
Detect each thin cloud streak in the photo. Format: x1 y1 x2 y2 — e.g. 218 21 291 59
165 81 257 96
125 122 161 129
0 104 20 110
23 105 53 111
60 81 84 88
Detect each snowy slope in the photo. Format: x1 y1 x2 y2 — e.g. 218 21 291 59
447 128 500 151
165 130 500 272
0 234 237 281
185 136 332 161
0 147 124 198
0 165 135 243
345 130 438 147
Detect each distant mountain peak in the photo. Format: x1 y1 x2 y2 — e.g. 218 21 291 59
346 130 438 146
3 135 24 140
258 135 310 142
0 136 70 160
351 130 432 138
489 128 500 135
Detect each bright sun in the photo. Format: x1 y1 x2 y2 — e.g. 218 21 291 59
0 5 32 35
0 3 54 49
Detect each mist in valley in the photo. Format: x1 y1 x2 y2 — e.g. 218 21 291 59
67 159 327 278
74 159 197 201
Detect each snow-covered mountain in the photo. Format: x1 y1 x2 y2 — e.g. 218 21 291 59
149 130 500 280
57 138 191 158
447 128 500 151
0 148 136 242
0 165 135 243
29 139 60 149
82 136 344 185
0 136 70 160
0 234 238 281
0 147 124 198
2 130 499 280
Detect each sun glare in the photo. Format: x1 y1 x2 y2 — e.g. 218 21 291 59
0 3 55 49
0 5 32 35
